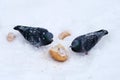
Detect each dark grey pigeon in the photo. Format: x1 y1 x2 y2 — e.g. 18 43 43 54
14 25 53 47
70 29 108 55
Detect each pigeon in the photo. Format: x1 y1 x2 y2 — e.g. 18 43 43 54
70 29 108 55
14 25 53 47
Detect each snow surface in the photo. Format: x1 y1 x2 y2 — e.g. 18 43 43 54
0 0 120 80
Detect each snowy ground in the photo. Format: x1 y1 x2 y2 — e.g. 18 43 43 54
0 0 120 80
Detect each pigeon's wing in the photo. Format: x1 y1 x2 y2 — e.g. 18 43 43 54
21 28 42 46
36 28 48 35
82 35 99 51
21 29 31 40
30 35 43 47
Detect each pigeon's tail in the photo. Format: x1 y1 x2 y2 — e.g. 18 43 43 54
95 29 108 38
98 29 108 35
14 25 21 30
14 25 28 33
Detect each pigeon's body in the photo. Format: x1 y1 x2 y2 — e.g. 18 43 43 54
70 29 108 54
14 25 53 47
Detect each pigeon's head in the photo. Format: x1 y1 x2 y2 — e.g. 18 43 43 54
41 31 53 45
70 39 81 52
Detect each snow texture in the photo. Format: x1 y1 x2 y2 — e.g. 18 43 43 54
0 0 120 80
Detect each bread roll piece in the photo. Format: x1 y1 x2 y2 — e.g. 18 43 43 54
7 32 16 42
49 44 68 62
58 31 71 40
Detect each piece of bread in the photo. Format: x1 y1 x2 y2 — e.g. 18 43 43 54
49 44 68 62
7 32 16 42
58 31 71 40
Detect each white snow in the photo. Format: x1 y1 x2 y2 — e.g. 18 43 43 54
0 0 120 80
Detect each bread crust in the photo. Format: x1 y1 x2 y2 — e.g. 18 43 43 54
49 44 68 62
58 31 71 40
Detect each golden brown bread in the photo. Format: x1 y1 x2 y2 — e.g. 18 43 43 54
7 32 16 42
58 31 71 40
49 44 68 62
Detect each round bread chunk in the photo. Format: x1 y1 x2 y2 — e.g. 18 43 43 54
7 32 16 42
49 44 68 62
